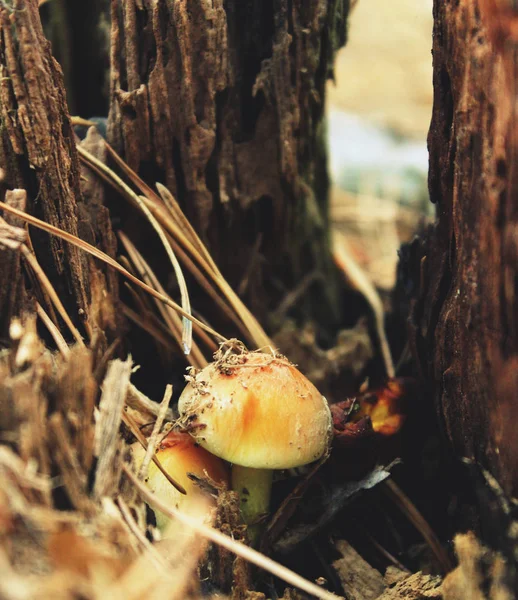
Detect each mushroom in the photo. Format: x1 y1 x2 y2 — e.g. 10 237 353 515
178 349 332 538
132 430 229 531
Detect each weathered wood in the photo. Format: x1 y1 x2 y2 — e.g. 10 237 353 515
332 539 386 600
376 572 442 600
108 0 349 333
404 0 518 592
410 0 518 496
0 189 27 334
0 0 120 341
0 0 89 322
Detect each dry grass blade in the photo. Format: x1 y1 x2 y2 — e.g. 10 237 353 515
126 383 175 422
154 182 216 269
120 264 194 363
116 496 168 570
87 139 272 349
123 464 343 600
120 255 157 315
162 228 251 344
24 233 59 324
118 256 182 357
359 525 410 573
77 145 193 356
93 358 133 499
333 229 395 378
35 302 70 358
138 384 172 480
122 304 178 353
122 409 186 496
119 231 209 368
21 244 85 347
382 479 452 574
0 201 227 343
103 142 208 263
155 182 273 350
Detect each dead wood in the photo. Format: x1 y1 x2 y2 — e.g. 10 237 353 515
0 0 120 343
0 0 89 321
376 572 442 600
0 316 218 599
93 356 132 499
411 0 518 497
332 539 386 600
403 0 518 594
107 0 349 333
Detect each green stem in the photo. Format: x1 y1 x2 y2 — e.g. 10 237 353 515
231 465 273 542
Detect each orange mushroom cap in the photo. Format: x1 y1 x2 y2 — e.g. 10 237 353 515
178 352 332 469
132 431 229 529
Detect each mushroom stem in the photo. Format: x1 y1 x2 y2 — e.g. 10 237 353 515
231 465 273 540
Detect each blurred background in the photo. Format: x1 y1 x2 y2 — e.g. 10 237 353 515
327 0 434 291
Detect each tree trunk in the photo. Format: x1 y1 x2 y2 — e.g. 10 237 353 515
408 0 518 585
107 0 349 335
0 0 120 343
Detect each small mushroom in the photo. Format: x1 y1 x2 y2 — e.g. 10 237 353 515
178 350 332 539
132 431 229 531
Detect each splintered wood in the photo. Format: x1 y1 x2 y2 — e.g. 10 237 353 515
0 318 212 600
0 0 89 319
93 357 132 499
0 319 345 600
0 1 122 345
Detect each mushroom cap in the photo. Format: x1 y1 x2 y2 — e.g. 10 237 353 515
178 352 332 469
132 431 229 529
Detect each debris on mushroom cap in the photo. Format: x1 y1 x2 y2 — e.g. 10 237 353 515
132 431 229 529
178 347 333 470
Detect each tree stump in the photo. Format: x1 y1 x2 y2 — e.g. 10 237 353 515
107 0 349 333
0 0 120 343
407 0 518 588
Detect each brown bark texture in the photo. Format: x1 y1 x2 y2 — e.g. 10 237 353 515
410 1 518 498
108 0 349 332
0 0 119 341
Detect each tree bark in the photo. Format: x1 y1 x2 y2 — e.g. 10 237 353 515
406 0 518 579
0 0 119 342
420 0 518 496
107 0 349 334
401 0 518 597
